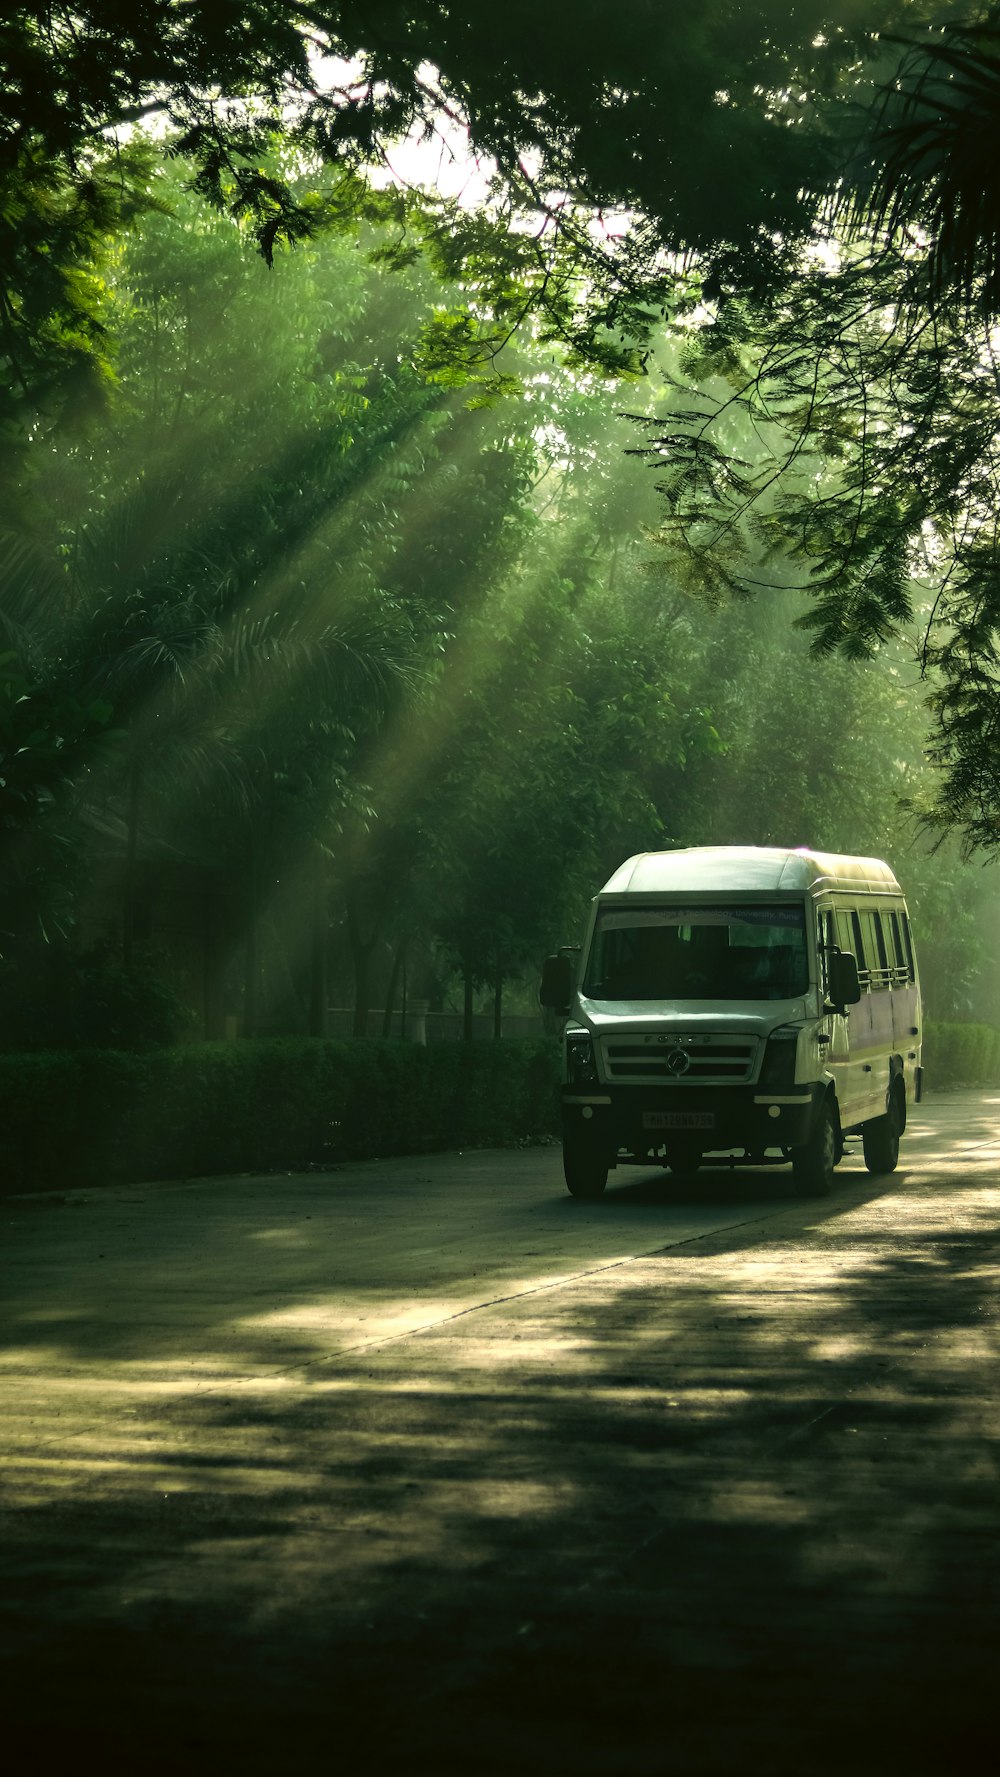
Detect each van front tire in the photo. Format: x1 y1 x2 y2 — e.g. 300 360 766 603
563 1134 609 1199
792 1099 837 1197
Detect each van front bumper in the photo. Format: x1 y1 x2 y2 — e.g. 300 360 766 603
561 1083 822 1155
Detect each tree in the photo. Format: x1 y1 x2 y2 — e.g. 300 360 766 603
2 2 934 444
19 2 1000 863
0 649 116 953
848 11 1000 321
10 27 1000 1037
1 155 447 1025
630 210 1000 848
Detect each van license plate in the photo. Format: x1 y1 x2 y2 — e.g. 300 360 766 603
643 1111 715 1130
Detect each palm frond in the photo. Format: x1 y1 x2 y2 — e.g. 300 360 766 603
0 532 66 666
849 22 1000 317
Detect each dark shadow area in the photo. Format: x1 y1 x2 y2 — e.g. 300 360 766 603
604 1160 797 1204
2 1097 999 1772
571 1153 905 1224
605 1159 807 1207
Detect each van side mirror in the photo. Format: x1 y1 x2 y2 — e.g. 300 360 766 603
827 949 861 1012
539 953 574 1012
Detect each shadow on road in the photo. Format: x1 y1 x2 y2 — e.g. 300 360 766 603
1 1098 998 1773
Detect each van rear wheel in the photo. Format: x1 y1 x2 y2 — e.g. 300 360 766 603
863 1089 903 1174
792 1099 837 1197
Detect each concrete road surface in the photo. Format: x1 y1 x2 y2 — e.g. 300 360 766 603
2 1091 999 1774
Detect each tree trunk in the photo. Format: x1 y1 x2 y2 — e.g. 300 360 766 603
243 840 259 1039
347 886 379 1039
122 758 142 968
382 938 406 1037
308 850 327 1038
463 960 474 1043
201 890 225 1040
493 969 503 1040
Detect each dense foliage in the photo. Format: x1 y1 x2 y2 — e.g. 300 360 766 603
3 1021 999 1192
3 5 1000 1065
0 0 923 430
0 1036 561 1189
923 1019 1000 1089
2 138 998 1039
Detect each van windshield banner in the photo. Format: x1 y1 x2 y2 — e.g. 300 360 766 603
598 906 805 932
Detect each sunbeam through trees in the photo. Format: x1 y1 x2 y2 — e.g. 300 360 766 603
2 4 1000 1078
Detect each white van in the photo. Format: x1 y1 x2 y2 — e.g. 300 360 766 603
540 846 922 1198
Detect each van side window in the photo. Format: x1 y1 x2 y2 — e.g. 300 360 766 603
834 909 854 956
858 909 890 989
818 908 835 994
888 910 909 985
849 910 871 988
874 912 890 976
901 913 916 982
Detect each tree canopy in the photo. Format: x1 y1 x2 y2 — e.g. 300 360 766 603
9 141 984 1037
1 3 936 436
624 7 1000 852
4 0 1000 1040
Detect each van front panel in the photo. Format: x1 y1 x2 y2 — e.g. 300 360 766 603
597 1028 761 1087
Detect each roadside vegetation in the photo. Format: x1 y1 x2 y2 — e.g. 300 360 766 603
4 1019 998 1194
0 1038 561 1190
4 6 1000 1181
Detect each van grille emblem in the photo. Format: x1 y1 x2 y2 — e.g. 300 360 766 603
666 1048 691 1076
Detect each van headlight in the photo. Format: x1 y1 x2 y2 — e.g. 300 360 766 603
759 1024 801 1090
566 1031 598 1086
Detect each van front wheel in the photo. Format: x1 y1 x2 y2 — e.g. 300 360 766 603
563 1135 609 1200
792 1100 837 1197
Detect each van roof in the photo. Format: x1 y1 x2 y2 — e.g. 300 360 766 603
601 846 903 898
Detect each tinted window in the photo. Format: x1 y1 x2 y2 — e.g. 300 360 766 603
849 910 869 985
888 910 907 976
834 909 854 955
857 909 889 987
818 909 836 995
901 913 916 981
584 904 808 1002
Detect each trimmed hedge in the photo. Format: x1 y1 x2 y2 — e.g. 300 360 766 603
0 1038 562 1192
922 1020 1000 1090
5 1022 992 1193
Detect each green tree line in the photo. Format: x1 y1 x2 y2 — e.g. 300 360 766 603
5 7 1000 1051
2 149 996 1046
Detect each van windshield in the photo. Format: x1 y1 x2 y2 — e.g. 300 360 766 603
583 903 808 1002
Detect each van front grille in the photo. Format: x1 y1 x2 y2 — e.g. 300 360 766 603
599 1034 759 1085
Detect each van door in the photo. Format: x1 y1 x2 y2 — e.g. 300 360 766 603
820 908 857 1124
857 907 894 1111
833 907 876 1122
888 908 920 1067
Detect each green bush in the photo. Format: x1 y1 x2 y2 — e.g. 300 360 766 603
0 943 195 1051
8 1022 1000 1194
922 1020 1000 1089
0 1038 562 1192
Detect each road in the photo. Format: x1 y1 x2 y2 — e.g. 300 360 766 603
2 1091 999 1774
